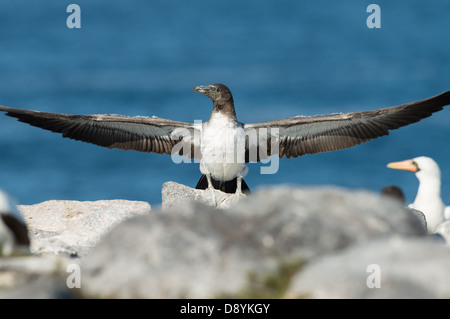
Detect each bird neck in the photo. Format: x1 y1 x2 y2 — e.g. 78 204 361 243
415 173 442 202
414 173 445 232
213 100 237 121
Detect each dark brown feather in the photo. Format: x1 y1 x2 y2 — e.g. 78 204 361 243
0 90 449 166
1 214 30 246
244 91 450 160
195 174 251 194
0 106 198 158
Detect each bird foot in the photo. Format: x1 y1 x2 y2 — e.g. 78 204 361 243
234 189 247 199
207 186 217 207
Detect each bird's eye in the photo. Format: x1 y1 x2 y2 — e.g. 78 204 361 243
215 87 221 92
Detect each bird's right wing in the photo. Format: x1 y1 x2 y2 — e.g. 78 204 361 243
0 106 202 159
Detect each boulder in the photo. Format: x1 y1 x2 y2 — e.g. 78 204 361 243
19 199 151 257
2 184 446 299
435 220 450 244
78 185 426 298
0 255 76 299
285 236 450 298
162 181 245 209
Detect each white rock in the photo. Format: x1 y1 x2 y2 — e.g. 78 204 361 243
162 181 246 209
19 199 151 257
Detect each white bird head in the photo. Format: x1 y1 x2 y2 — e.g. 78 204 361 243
387 156 441 183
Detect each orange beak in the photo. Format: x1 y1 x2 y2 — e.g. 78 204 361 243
386 159 418 172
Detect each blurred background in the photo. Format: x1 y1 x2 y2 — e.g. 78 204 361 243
0 0 448 207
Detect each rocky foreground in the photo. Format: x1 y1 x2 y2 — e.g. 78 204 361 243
1 182 450 298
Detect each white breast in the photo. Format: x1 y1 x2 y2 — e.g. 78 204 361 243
200 113 248 181
412 195 445 232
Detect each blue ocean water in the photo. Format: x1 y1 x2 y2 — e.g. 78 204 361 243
0 0 449 207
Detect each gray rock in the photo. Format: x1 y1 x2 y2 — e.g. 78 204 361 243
162 181 245 209
79 185 426 298
0 255 77 299
285 236 450 298
1 184 440 299
228 186 426 260
19 199 151 257
0 200 151 298
435 220 450 244
80 201 268 298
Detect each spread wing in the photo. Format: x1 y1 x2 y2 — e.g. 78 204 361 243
0 106 201 159
244 91 450 161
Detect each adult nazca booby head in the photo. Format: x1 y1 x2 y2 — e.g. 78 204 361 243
387 156 447 232
387 156 441 178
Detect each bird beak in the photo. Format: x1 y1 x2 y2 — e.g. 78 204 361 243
386 159 418 172
192 86 209 95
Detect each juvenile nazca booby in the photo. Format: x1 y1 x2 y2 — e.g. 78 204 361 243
0 189 30 256
387 156 450 232
0 85 449 196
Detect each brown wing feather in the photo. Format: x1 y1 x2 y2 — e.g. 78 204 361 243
244 91 450 161
0 106 199 158
0 214 30 246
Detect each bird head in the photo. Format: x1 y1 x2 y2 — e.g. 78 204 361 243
387 156 441 181
192 84 232 103
193 83 236 118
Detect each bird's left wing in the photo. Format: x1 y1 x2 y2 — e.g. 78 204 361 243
0 106 201 159
244 91 450 161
